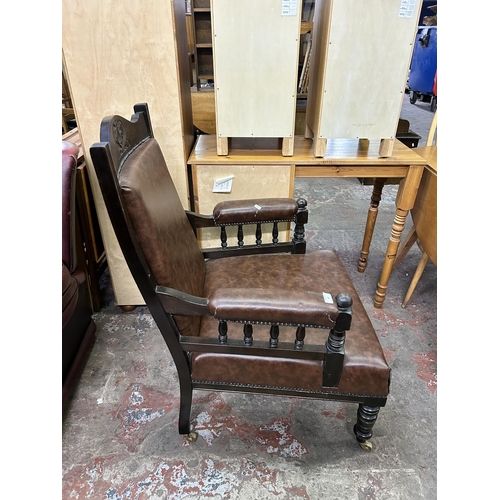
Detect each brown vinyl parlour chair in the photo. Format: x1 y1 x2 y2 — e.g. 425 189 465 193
90 103 391 451
62 141 97 410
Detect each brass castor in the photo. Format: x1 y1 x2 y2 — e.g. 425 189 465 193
184 431 198 443
358 440 373 452
120 305 137 312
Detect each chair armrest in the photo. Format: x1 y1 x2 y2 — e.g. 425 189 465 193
207 288 340 329
185 198 303 230
156 286 209 315
155 284 347 331
186 198 309 258
185 211 215 229
167 285 352 388
213 198 298 226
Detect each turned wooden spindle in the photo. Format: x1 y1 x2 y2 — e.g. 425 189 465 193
272 222 279 245
243 323 253 346
237 224 244 247
326 328 345 353
323 292 352 387
294 326 306 350
269 324 279 348
293 198 308 253
220 226 227 249
218 320 228 344
255 223 262 247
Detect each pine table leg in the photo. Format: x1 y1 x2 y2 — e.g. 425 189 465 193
373 165 424 308
358 177 387 272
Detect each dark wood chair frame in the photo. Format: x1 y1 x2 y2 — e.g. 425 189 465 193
90 103 388 451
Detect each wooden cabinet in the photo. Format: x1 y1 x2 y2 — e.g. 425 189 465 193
211 0 302 156
305 0 423 158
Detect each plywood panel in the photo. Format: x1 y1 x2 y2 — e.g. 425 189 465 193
304 0 333 139
191 88 311 136
307 0 422 140
193 164 293 248
211 0 301 138
62 0 193 306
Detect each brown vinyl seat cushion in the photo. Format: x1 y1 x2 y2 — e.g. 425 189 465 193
191 250 390 398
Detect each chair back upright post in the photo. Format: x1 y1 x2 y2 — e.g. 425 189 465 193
91 104 158 304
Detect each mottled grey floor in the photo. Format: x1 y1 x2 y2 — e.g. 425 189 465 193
62 95 437 499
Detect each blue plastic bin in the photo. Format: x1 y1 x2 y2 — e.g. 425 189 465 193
408 26 437 107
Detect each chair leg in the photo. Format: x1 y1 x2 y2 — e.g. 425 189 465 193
178 378 197 442
353 404 380 451
402 251 430 308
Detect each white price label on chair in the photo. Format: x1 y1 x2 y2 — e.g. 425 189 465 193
323 292 334 304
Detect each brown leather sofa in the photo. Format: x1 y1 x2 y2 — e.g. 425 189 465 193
62 141 96 410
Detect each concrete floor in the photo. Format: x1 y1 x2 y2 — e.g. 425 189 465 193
62 94 437 499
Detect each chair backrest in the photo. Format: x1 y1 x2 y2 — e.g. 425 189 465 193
62 141 79 272
90 103 206 337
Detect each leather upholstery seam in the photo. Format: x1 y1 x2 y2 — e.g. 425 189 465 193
214 219 295 227
192 380 385 399
220 319 331 329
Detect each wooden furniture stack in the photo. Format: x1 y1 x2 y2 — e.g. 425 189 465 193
62 0 194 309
305 0 423 158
